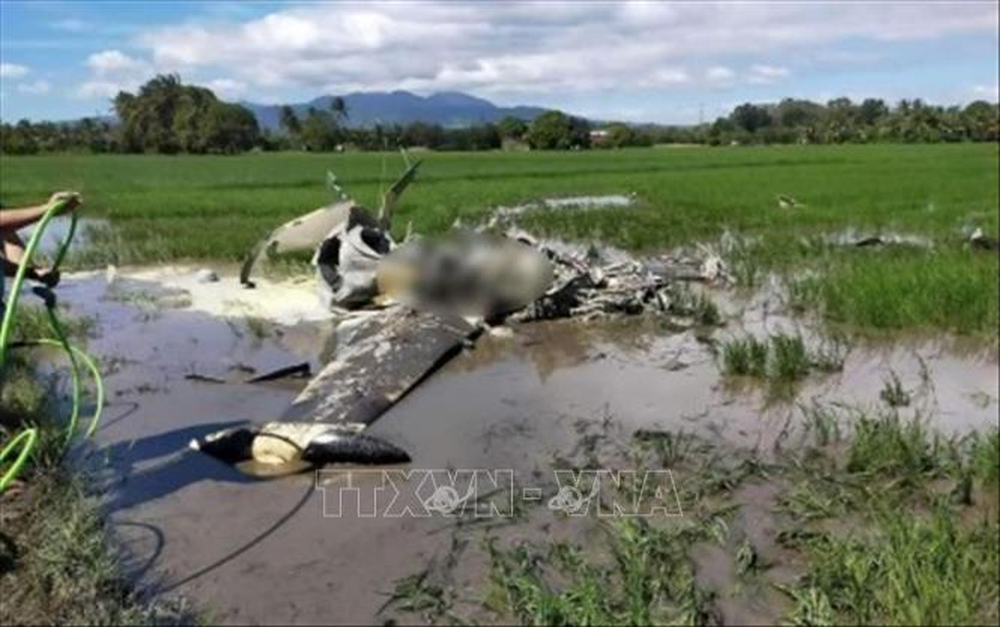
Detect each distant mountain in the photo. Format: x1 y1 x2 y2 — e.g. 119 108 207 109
242 90 549 131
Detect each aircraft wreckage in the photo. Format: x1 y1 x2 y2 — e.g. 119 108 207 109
193 160 726 477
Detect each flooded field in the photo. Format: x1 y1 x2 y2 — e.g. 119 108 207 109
41 266 998 624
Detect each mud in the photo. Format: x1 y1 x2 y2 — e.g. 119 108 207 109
44 266 999 624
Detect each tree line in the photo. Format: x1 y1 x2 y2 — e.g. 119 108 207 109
1 75 997 155
697 97 999 145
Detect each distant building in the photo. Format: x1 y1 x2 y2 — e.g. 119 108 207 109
589 129 610 146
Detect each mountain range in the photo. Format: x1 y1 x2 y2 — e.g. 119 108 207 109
242 90 550 131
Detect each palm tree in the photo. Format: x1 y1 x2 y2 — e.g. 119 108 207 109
330 96 349 125
279 105 301 137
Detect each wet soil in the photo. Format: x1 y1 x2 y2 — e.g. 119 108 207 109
40 267 999 624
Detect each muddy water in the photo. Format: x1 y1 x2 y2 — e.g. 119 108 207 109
47 268 998 624
20 216 111 257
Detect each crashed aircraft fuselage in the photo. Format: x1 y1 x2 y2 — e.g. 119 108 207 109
195 162 725 477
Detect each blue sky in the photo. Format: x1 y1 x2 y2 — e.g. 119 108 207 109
1 1 997 124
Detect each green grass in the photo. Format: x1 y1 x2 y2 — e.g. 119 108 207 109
475 409 1000 626
969 428 1000 487
2 144 997 336
379 404 998 626
664 285 722 327
792 247 1000 336
779 409 1000 626
720 333 846 394
845 412 943 478
879 371 911 408
0 468 195 625
721 336 771 378
790 506 999 626
486 522 712 626
7 304 96 345
2 145 995 257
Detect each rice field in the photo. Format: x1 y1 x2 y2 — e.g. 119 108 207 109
2 144 998 625
1 143 997 335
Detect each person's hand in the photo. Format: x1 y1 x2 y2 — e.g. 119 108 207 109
49 191 82 214
34 267 61 288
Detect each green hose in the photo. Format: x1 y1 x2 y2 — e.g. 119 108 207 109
0 197 105 492
0 428 37 492
45 302 83 447
0 197 74 367
11 338 105 439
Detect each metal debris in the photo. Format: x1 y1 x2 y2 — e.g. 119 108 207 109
288 306 478 426
776 194 805 209
245 362 312 384
970 227 999 252
197 171 728 475
184 372 227 384
191 421 411 478
195 268 219 283
239 161 421 290
503 227 725 322
313 206 392 309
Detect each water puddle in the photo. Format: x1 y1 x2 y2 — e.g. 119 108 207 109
493 193 636 220
820 228 934 249
20 216 111 257
43 266 999 624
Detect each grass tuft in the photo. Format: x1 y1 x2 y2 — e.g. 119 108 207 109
879 371 911 408
720 332 846 398
792 506 999 626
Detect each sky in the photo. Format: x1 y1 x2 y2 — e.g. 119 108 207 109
1 1 997 124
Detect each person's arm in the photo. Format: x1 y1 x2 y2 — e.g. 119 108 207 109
1 231 57 284
2 256 24 279
0 192 81 231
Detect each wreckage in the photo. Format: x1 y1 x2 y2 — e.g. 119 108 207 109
194 161 725 476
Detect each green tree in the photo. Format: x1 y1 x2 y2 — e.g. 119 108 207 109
526 110 590 150
775 98 823 129
858 98 889 125
962 100 999 141
0 120 40 154
204 102 260 153
299 107 340 151
280 105 302 138
330 96 349 125
602 123 637 148
731 103 772 134
401 121 444 148
497 116 528 140
113 74 259 154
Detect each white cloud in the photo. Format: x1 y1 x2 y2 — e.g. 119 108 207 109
748 64 790 85
86 50 150 76
206 78 247 100
51 2 994 103
1 63 30 79
706 66 736 84
125 1 995 99
76 50 153 100
76 80 129 100
640 68 691 88
17 80 51 95
972 84 999 100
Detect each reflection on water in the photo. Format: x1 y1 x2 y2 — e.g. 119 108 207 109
20 216 111 258
46 268 1000 624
